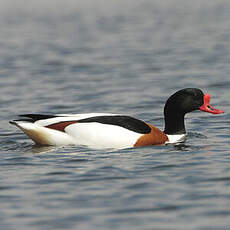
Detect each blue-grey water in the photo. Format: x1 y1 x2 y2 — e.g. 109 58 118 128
0 0 230 229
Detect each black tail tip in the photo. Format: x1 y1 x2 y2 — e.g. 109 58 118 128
9 120 17 125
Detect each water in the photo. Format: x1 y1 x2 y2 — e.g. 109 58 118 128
0 0 230 229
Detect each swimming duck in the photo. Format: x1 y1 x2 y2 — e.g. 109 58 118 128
10 88 224 149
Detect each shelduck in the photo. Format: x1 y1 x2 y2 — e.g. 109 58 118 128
10 88 224 149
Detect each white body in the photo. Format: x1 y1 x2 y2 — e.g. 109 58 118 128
11 113 185 149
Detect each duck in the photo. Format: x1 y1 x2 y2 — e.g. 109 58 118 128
10 88 224 149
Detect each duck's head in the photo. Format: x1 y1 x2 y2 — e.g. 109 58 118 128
164 88 224 115
164 88 224 134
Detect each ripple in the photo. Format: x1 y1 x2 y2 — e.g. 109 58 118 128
1 1 230 230
112 204 193 214
208 81 230 89
46 171 74 176
188 132 207 139
0 186 14 190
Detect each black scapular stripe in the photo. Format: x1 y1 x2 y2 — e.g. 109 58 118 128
18 114 58 122
77 115 151 134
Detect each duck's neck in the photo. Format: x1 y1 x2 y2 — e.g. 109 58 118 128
163 112 186 135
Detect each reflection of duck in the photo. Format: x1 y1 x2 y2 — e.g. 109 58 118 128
10 88 224 149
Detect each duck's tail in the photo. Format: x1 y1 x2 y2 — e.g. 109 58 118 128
9 120 74 146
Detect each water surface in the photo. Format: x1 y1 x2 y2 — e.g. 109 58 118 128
0 0 230 229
